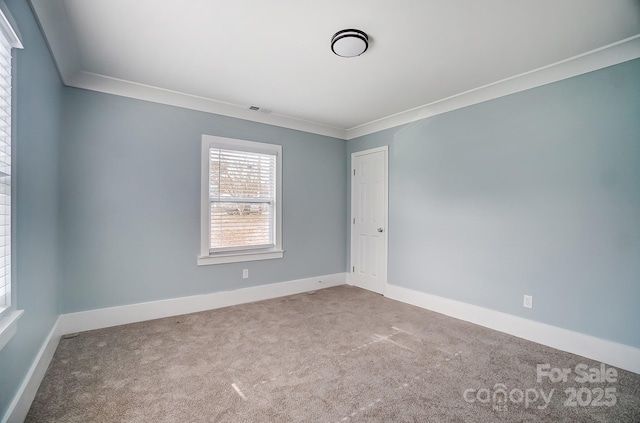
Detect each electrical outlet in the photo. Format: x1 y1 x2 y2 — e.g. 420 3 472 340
523 295 533 309
242 269 248 279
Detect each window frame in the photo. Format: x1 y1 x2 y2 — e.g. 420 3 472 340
0 0 23 352
198 135 283 266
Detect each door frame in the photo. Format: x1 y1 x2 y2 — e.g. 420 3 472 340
350 145 389 295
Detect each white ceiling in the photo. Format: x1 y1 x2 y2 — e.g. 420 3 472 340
31 0 640 139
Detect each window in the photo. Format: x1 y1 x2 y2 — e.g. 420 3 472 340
198 135 283 265
0 1 23 351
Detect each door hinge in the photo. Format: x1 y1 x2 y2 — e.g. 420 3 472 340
353 169 356 176
353 218 355 224
352 266 355 272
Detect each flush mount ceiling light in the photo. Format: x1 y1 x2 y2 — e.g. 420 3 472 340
331 29 369 58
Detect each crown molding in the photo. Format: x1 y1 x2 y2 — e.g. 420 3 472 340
28 0 640 141
29 0 79 83
67 71 348 139
346 35 640 140
29 0 347 140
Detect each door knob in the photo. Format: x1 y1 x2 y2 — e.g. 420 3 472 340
377 228 384 232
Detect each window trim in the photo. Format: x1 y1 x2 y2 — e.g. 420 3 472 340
198 135 283 266
0 0 23 351
0 309 23 351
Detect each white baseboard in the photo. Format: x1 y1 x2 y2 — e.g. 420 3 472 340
2 273 346 423
58 273 346 335
385 284 640 375
12 276 633 423
2 317 61 423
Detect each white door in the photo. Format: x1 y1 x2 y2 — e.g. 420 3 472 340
351 146 388 294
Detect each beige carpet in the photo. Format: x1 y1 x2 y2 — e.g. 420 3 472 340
27 286 640 422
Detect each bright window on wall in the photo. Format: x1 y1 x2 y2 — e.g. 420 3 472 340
198 135 283 265
0 2 23 349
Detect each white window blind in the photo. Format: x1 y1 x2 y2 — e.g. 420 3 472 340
0 11 17 312
208 148 277 252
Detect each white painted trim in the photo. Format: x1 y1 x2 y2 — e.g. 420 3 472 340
2 317 61 423
351 146 389 156
199 135 283 264
4 278 635 422
0 309 23 351
57 273 346 335
385 284 640 375
0 0 23 48
2 274 345 422
350 146 388 295
197 249 284 265
69 71 347 139
346 35 640 139
28 0 79 81
200 137 210 256
29 1 345 139
29 0 640 141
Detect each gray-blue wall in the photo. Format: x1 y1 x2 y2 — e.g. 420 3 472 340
0 0 62 417
59 88 347 313
347 58 640 348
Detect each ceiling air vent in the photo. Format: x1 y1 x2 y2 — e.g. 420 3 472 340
247 105 271 114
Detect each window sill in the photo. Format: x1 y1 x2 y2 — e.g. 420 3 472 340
0 309 24 351
197 249 284 266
